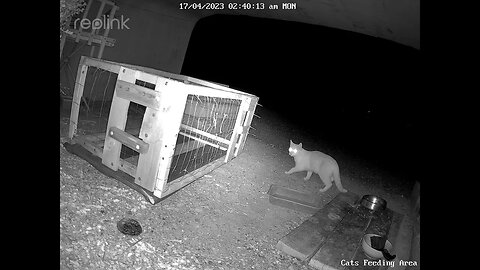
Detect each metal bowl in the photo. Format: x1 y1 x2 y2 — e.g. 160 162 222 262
360 195 387 211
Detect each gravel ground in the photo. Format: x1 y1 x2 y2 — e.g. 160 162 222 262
60 106 413 270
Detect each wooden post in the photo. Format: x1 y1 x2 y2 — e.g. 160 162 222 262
60 16 71 59
76 0 93 43
135 79 188 192
97 5 118 59
101 67 134 170
234 96 258 157
90 0 105 44
68 56 88 139
60 35 67 59
107 127 149 154
88 0 105 58
224 97 250 162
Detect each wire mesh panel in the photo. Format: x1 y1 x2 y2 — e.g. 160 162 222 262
167 94 242 182
74 66 116 136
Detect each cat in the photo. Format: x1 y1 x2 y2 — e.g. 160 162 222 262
285 140 347 193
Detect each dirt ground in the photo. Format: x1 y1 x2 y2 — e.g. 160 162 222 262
60 106 413 270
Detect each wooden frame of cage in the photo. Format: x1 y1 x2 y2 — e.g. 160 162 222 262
68 56 258 203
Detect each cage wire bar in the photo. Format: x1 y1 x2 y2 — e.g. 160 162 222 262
65 56 258 204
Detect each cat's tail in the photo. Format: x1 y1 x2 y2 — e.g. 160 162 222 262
333 167 348 193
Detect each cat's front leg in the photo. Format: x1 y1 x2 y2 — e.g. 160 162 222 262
304 171 312 181
285 167 300 174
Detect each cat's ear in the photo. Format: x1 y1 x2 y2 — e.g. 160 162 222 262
299 143 302 147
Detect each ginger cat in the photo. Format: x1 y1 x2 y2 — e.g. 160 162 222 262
285 140 347 193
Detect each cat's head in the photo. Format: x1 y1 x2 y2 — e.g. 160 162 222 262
288 140 302 156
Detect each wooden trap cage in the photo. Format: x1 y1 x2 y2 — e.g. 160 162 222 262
65 56 258 204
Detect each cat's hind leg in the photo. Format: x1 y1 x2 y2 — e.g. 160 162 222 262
332 167 348 193
304 171 313 181
317 171 333 192
318 181 332 192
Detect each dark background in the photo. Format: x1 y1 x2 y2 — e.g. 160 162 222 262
181 15 425 182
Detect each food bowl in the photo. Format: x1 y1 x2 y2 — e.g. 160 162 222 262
360 195 387 211
362 234 393 259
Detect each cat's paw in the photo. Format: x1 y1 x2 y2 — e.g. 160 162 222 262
303 177 310 181
340 189 348 193
284 171 289 174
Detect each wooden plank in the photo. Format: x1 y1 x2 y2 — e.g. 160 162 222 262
134 106 163 190
84 57 121 73
153 86 189 192
181 82 248 100
65 30 116 47
276 192 360 261
309 205 397 270
118 159 136 178
82 132 106 143
183 76 232 92
180 124 230 146
181 114 237 140
267 184 325 214
115 80 161 110
97 4 117 59
135 79 188 192
155 79 249 100
135 69 158 85
158 156 226 198
60 33 67 58
98 0 117 6
90 0 106 44
110 62 169 79
74 136 103 159
234 96 258 157
178 131 227 151
101 68 133 170
68 56 88 139
224 97 250 162
77 132 105 152
173 138 205 157
75 0 92 43
107 127 149 154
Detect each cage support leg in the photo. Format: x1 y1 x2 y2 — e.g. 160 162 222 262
68 56 88 139
137 80 188 194
102 68 132 170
